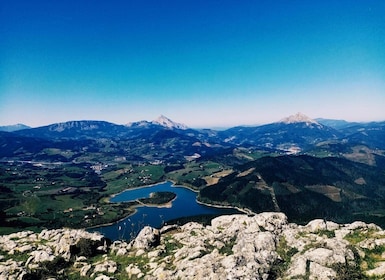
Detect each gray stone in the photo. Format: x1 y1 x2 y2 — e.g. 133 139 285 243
309 261 336 280
93 260 117 274
94 275 111 280
126 263 142 277
366 262 385 277
132 226 160 250
80 264 92 277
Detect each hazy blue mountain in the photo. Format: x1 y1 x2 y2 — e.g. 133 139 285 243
3 117 228 163
3 114 385 162
315 118 357 129
15 120 133 140
218 113 341 152
0 124 30 132
341 121 385 149
316 119 385 149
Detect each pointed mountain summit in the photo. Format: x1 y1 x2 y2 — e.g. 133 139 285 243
279 112 320 126
152 115 188 130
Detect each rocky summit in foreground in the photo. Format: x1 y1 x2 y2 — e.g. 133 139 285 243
1 213 385 279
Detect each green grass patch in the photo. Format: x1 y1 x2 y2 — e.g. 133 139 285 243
218 236 236 256
161 234 183 257
0 249 30 263
316 229 336 238
268 236 299 279
344 228 378 245
362 245 385 270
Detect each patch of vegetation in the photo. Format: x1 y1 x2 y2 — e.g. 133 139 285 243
332 246 369 280
158 234 183 270
70 238 107 258
218 236 236 256
268 236 298 279
361 245 385 271
67 272 90 280
344 228 378 244
0 249 30 263
108 253 150 279
316 229 336 238
23 256 69 280
162 235 183 255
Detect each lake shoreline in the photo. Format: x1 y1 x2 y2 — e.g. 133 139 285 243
108 180 191 200
90 180 250 240
195 199 255 216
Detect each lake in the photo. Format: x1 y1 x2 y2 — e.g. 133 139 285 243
89 181 240 240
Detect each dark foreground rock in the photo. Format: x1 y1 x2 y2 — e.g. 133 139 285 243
1 213 385 279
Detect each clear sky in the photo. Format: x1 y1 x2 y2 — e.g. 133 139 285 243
1 0 384 128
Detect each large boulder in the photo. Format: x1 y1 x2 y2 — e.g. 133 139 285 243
132 226 160 250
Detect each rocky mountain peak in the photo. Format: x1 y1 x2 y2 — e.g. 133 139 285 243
279 112 320 126
152 115 188 130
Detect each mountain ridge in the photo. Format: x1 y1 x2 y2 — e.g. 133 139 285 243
3 114 385 159
4 113 384 130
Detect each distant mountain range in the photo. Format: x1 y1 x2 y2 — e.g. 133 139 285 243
1 113 384 163
218 113 342 151
1 113 385 231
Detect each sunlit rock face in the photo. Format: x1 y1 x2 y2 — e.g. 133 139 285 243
1 213 385 279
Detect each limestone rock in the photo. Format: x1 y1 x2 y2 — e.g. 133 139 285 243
132 226 160 250
126 263 142 277
366 262 385 277
94 274 111 280
80 263 92 277
309 261 336 280
93 260 117 274
306 219 339 232
2 212 385 279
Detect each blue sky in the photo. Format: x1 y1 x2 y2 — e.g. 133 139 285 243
1 0 384 128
